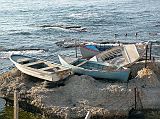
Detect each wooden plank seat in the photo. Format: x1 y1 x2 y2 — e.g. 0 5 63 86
24 61 44 66
39 67 56 74
40 66 54 71
76 60 88 67
101 48 122 61
102 53 114 60
17 58 33 63
104 52 114 57
40 66 61 74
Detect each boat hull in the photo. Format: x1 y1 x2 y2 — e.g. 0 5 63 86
10 55 72 82
80 46 99 58
80 44 118 58
58 55 130 82
89 44 146 68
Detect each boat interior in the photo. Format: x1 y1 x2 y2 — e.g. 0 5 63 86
17 58 36 64
27 62 49 69
15 56 62 72
96 45 115 51
94 44 146 67
98 46 123 61
72 59 117 71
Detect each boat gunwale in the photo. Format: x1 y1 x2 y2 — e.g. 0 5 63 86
10 55 71 74
58 55 130 81
59 55 130 73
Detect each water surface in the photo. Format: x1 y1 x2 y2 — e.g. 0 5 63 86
0 0 160 117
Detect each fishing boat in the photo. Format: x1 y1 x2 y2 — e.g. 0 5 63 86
90 44 147 68
10 54 72 82
58 55 130 81
80 43 119 58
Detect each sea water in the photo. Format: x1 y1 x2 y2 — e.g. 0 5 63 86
0 0 160 70
0 0 160 117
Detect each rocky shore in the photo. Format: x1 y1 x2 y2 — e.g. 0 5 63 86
0 60 160 119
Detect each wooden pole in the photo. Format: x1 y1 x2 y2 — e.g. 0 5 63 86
145 45 148 68
137 91 143 109
149 42 152 60
14 90 19 119
85 111 91 119
153 57 155 62
75 40 77 58
134 88 137 110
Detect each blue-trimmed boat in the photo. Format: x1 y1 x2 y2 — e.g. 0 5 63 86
80 43 119 58
90 44 147 68
58 55 130 82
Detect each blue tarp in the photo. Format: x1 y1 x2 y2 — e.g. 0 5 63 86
85 45 99 51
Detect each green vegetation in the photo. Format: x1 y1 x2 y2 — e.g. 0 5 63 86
0 106 45 119
144 110 160 119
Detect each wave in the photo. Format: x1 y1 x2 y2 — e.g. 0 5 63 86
9 32 32 35
1 48 49 52
68 12 98 19
149 32 160 36
0 49 46 59
154 25 160 27
19 10 31 13
34 23 87 32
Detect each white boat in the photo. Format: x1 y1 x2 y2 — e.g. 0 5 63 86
58 55 130 82
10 54 72 82
90 44 147 67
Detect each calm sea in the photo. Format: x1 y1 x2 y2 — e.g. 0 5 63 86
0 0 160 116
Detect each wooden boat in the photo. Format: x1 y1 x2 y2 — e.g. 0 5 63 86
58 55 130 82
90 44 147 68
10 54 72 82
80 43 119 58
